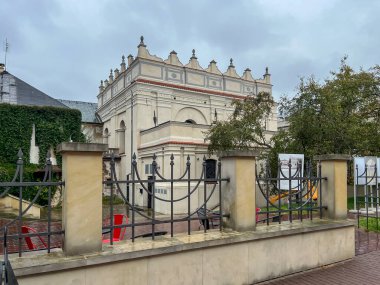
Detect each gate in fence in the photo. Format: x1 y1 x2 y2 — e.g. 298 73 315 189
350 157 380 255
256 159 326 224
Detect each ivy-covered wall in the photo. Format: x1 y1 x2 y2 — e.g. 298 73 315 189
0 104 85 165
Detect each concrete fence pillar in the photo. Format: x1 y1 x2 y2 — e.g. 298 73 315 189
57 143 108 255
220 150 259 231
314 154 350 220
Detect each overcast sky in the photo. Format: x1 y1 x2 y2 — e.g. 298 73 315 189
1 0 379 103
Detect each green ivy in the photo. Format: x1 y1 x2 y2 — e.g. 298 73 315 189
0 104 85 164
0 104 85 206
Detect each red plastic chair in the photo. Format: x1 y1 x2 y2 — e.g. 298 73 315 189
102 214 128 243
22 226 47 250
256 207 261 222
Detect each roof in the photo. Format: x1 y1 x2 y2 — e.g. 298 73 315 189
1 71 68 108
57 99 100 123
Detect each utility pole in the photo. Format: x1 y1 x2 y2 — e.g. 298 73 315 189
4 38 9 71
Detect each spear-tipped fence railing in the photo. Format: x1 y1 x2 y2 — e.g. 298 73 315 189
1 227 18 285
355 163 380 231
103 153 229 244
0 150 64 257
256 160 327 225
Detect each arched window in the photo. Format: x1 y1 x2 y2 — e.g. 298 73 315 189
185 119 196 124
118 121 126 154
103 128 109 145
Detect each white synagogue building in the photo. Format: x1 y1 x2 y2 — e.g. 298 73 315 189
96 37 277 213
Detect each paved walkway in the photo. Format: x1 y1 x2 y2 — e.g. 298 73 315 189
258 228 380 285
258 250 380 285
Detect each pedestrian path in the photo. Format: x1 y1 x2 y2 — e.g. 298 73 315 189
258 250 380 285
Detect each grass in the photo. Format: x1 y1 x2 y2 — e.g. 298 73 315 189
102 195 125 205
359 217 380 233
347 196 367 210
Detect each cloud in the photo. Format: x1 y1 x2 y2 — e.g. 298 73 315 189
0 0 379 102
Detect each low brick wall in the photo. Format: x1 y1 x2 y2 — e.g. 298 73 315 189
12 219 355 285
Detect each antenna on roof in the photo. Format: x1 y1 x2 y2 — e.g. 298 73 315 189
4 38 9 71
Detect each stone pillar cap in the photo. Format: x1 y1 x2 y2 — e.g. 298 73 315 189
314 154 351 161
219 149 260 158
57 142 108 153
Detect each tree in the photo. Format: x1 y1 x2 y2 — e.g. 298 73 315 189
205 91 275 154
273 58 380 161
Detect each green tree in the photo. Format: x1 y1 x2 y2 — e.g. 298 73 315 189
274 58 380 160
205 91 275 153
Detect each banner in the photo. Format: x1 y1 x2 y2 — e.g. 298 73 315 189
278 154 304 190
354 157 377 186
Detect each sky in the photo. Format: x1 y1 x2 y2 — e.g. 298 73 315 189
1 0 379 103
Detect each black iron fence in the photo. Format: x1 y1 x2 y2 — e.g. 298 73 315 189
354 163 380 231
0 150 64 257
102 153 229 244
1 227 18 285
256 160 326 225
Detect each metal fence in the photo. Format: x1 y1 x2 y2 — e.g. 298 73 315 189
102 153 229 244
0 150 64 257
256 160 326 225
354 163 380 231
1 227 18 285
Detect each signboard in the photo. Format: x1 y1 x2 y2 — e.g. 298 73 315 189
354 157 377 185
278 154 304 190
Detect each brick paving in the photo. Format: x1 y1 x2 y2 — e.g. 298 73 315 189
258 250 380 285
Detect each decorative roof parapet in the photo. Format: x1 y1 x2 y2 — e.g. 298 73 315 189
263 67 271 84
206 60 222 75
108 69 114 83
98 80 104 93
185 49 204 70
223 58 240 78
120 55 126 72
114 68 120 78
242 68 254 81
127 54 134 66
136 36 163 62
164 50 183 67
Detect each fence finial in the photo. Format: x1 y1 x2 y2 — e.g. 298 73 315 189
17 148 23 160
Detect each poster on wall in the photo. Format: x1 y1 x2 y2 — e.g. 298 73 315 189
354 157 377 185
278 154 304 190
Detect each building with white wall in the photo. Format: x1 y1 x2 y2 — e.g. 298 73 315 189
96 37 277 212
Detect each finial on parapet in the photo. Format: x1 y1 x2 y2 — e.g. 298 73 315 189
191 49 197 59
120 55 126 72
165 50 183 66
114 68 120 78
127 54 134 66
185 49 203 70
206 59 222 75
263 66 271 84
224 58 239 78
109 69 114 83
138 35 146 47
99 80 104 93
242 68 254 81
104 79 109 87
229 58 234 68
